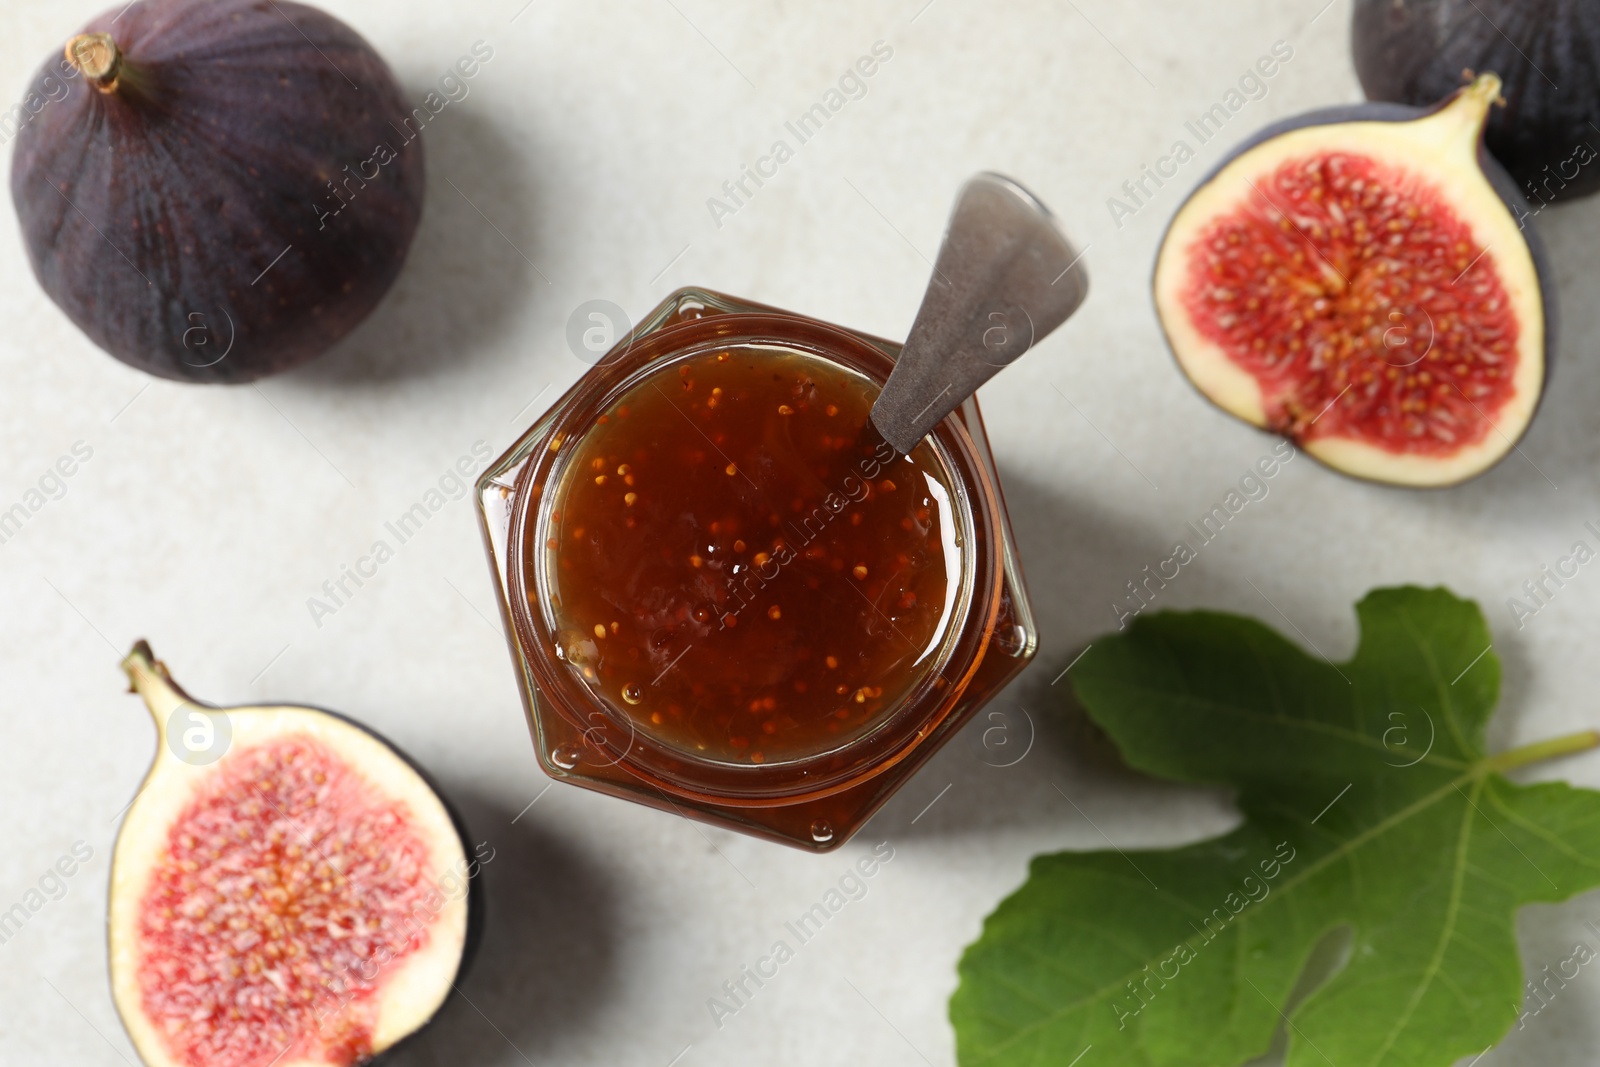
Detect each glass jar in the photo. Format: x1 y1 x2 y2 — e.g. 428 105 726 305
475 288 1036 850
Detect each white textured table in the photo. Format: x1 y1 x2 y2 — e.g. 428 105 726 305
3 2 1598 1064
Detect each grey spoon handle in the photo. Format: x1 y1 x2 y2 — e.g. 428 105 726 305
870 173 1088 453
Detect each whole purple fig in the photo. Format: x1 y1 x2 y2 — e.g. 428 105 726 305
9 0 426 383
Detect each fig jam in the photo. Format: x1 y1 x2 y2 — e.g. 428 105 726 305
479 289 1038 851
543 348 959 765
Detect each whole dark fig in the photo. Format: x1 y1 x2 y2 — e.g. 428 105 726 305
1353 0 1600 202
9 0 425 383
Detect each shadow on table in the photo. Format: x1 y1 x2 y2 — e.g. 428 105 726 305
871 470 1243 844
875 462 1544 843
384 786 622 1065
291 101 552 386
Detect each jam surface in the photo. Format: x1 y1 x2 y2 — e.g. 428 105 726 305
539 344 960 766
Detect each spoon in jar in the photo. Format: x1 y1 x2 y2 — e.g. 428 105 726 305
870 172 1089 453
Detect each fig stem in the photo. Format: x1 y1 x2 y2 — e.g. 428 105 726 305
1487 729 1600 774
1454 71 1504 120
122 640 195 732
66 32 123 93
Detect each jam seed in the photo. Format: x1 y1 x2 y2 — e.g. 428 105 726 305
778 404 794 415
825 656 838 669
595 475 607 485
852 564 869 580
624 492 638 506
734 539 747 553
768 605 782 620
725 463 738 476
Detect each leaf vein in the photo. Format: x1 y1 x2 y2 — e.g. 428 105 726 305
1365 775 1479 1067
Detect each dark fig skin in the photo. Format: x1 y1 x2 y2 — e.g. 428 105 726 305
1353 0 1600 202
10 0 425 383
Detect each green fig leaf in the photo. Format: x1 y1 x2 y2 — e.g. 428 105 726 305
952 586 1600 1067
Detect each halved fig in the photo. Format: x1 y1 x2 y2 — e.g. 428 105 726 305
110 642 480 1067
1153 74 1552 487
